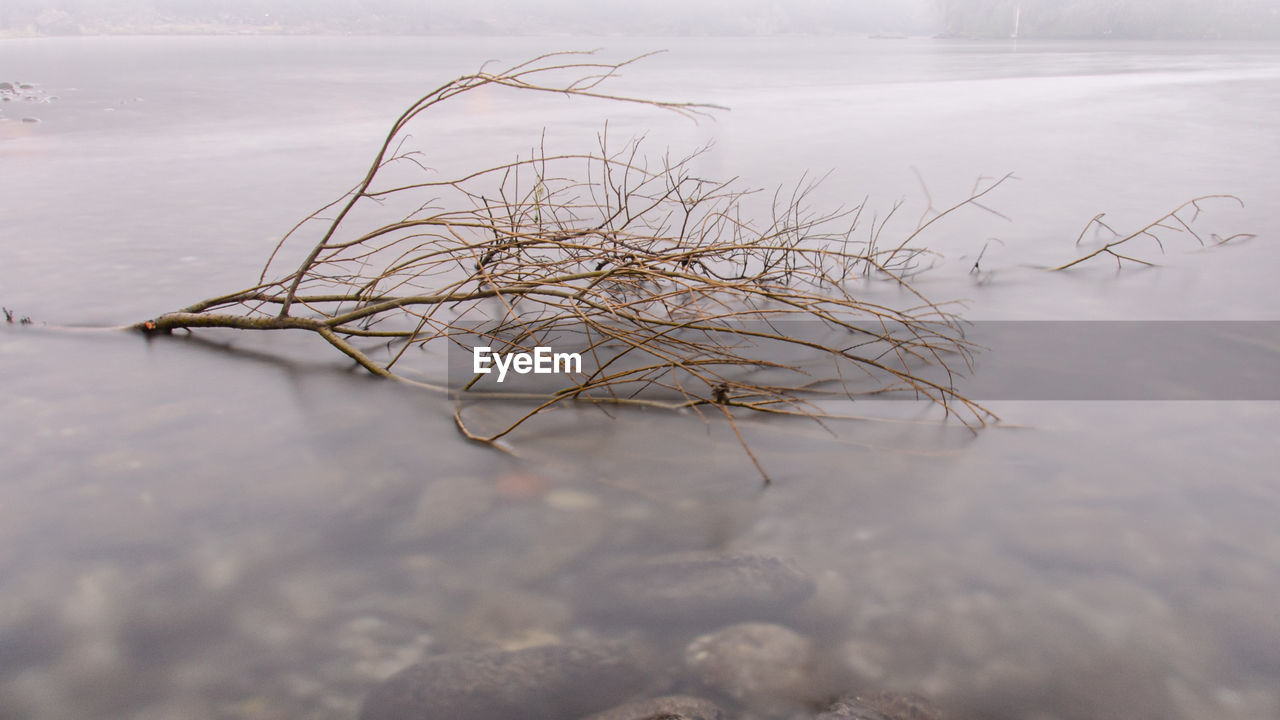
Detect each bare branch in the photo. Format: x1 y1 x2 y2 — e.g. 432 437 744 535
1053 195 1245 271
129 52 1069 480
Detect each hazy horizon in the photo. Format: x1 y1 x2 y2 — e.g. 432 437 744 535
5 0 1280 40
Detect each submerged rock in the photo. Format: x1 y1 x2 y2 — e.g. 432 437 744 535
582 552 815 625
684 622 819 711
816 692 943 720
388 475 494 542
358 642 643 720
583 694 727 720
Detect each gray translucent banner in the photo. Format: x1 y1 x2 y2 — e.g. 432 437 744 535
940 321 1280 400
444 321 1280 401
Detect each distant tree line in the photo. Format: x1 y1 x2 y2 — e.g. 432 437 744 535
4 0 1280 38
0 0 938 35
937 0 1280 39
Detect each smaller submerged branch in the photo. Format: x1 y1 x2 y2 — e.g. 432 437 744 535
1053 194 1245 271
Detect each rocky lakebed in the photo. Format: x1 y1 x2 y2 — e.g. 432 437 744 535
356 550 939 720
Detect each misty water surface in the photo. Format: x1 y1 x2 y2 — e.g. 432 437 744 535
2 35 1280 720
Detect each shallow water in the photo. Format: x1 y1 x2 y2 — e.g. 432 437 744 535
2 36 1280 720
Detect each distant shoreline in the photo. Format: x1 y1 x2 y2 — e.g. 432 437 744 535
0 27 929 41
3 27 890 39
2 24 350 39
4 24 1278 42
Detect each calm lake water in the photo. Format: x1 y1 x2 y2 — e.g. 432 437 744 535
2 36 1280 720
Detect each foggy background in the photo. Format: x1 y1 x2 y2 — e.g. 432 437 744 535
4 0 1280 39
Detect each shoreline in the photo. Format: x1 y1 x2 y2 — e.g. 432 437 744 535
6 28 1278 41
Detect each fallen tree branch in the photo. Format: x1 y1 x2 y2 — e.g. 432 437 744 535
133 51 1015 479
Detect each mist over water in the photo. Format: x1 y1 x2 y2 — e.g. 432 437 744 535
4 0 1280 38
2 32 1280 720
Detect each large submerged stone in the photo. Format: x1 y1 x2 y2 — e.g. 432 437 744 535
683 622 819 711
816 692 944 720
582 552 815 625
583 694 727 720
358 642 643 720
